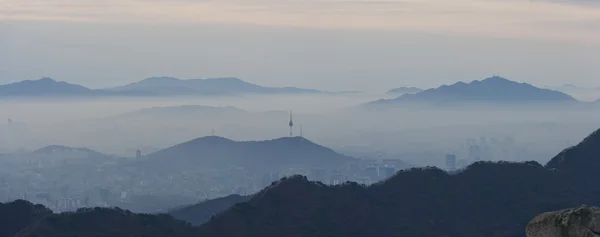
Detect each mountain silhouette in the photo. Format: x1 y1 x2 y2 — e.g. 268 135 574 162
108 77 322 96
0 77 322 97
33 145 111 160
386 87 423 95
7 203 195 237
196 128 600 237
546 128 600 173
169 194 252 226
0 200 52 237
141 136 355 171
369 76 577 107
0 78 99 97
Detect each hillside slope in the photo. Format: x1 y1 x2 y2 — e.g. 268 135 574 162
197 128 600 237
142 136 355 170
0 78 97 97
168 194 252 226
386 87 423 95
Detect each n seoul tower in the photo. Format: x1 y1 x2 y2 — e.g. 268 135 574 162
289 111 294 137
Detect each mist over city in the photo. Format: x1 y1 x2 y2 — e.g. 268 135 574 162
2 1 600 236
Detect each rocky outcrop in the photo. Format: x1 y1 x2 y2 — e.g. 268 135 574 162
527 205 600 237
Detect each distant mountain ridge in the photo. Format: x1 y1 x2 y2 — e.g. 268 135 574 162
386 87 423 95
33 145 111 159
0 78 99 97
0 77 323 97
369 76 578 107
107 76 323 96
142 136 355 171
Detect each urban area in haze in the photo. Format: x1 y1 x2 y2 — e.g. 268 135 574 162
1 1 600 237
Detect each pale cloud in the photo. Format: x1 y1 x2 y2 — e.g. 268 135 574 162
2 0 600 42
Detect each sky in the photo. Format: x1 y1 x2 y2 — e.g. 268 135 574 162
1 0 600 92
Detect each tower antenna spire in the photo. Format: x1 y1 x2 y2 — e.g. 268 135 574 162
289 110 294 137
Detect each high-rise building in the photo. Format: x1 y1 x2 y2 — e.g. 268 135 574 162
329 170 347 185
446 154 457 171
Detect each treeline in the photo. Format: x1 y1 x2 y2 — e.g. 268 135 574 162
0 201 195 237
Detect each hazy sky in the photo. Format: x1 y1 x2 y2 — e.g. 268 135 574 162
2 0 599 92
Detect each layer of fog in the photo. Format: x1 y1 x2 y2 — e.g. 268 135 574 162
1 93 599 168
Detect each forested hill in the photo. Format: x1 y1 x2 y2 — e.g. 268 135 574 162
0 200 196 237
197 128 600 237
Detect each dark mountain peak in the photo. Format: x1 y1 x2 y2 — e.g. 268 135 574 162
268 175 314 188
368 76 576 107
235 175 324 209
2 199 49 212
248 175 325 204
169 194 253 226
378 166 448 188
546 128 600 171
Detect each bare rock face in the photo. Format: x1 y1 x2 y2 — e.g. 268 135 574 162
527 205 600 237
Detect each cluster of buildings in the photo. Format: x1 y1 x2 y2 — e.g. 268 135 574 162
303 159 406 186
445 136 528 171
